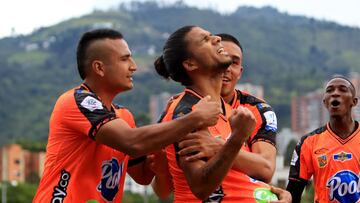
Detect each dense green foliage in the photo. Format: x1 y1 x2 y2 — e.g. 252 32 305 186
0 182 38 202
0 1 360 144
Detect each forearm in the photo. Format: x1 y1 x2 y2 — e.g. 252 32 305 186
286 179 307 203
97 111 204 157
233 150 274 182
151 173 173 199
127 161 155 185
127 112 203 156
183 131 246 200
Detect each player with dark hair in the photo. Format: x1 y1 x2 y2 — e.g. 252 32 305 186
152 25 287 202
287 75 360 203
33 28 221 202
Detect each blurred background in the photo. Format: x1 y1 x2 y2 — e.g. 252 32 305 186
1 0 359 202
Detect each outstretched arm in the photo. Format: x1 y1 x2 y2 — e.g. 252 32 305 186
96 96 221 157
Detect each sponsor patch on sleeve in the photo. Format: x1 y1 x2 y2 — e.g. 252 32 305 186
264 111 277 132
80 96 104 112
290 151 298 166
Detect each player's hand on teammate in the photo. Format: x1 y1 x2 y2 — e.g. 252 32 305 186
193 95 221 128
269 186 292 203
147 150 169 175
177 129 224 161
229 106 256 142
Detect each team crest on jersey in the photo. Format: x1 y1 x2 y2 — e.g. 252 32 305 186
317 155 328 168
203 186 225 203
263 111 277 132
81 96 103 112
333 152 352 162
97 158 124 201
327 170 360 203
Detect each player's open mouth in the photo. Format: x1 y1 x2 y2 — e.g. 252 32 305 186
331 100 340 107
222 76 230 83
217 47 228 55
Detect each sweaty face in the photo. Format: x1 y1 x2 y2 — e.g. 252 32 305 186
185 27 232 72
323 78 357 117
101 38 137 93
221 41 243 99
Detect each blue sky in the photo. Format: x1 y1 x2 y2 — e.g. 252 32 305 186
0 0 359 38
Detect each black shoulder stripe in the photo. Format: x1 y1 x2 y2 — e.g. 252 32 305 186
172 93 200 119
237 90 264 105
113 103 125 109
74 87 116 139
289 125 326 179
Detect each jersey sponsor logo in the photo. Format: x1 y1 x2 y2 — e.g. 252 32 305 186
263 111 277 132
257 103 270 110
317 155 328 168
314 148 329 155
51 169 71 203
76 89 91 94
290 151 298 166
203 186 225 203
250 177 260 183
327 170 360 203
97 158 124 201
333 152 353 162
81 96 103 112
253 188 278 203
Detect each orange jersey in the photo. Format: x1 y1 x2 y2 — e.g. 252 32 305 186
230 90 277 151
289 122 360 203
33 84 135 203
161 89 275 203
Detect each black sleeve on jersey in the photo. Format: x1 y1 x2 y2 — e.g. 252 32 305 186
249 104 276 148
171 93 201 167
289 137 304 180
289 126 326 180
75 90 117 140
286 179 307 203
128 156 147 167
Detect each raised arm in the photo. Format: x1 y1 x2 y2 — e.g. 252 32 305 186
95 96 221 157
178 111 277 183
179 106 256 200
178 135 276 183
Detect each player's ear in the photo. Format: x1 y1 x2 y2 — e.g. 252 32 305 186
92 60 105 77
183 59 198 72
352 97 358 107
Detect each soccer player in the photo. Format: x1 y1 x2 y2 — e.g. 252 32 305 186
287 75 360 203
178 33 277 183
32 28 221 202
154 25 282 202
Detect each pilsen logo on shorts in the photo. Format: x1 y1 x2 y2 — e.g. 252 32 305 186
97 158 124 201
51 169 71 203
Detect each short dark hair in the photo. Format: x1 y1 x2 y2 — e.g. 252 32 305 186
216 33 243 53
328 74 356 97
76 29 123 80
154 25 195 86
